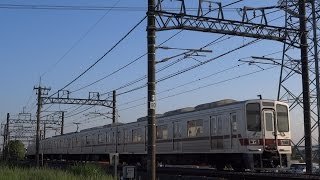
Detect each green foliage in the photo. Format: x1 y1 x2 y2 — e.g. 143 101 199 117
5 140 26 160
68 163 105 178
0 164 112 180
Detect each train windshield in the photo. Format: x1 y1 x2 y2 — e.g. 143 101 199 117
277 104 289 132
246 103 261 131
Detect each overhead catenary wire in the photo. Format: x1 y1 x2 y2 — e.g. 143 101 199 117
101 35 232 97
72 28 189 94
69 0 244 95
102 40 264 125
118 62 247 106
118 49 283 107
34 0 282 129
31 1 280 124
49 15 147 98
97 1 285 96
0 1 293 12
40 0 122 78
26 1 123 116
116 38 260 96
119 66 277 112
0 4 244 12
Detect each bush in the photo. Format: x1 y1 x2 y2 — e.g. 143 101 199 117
0 164 112 180
4 140 25 160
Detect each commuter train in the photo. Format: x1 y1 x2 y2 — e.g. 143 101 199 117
27 99 291 170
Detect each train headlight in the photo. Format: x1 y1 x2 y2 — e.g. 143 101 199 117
249 139 259 145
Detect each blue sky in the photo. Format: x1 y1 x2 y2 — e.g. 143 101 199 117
0 0 305 143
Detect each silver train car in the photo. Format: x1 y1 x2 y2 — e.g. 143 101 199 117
27 99 291 170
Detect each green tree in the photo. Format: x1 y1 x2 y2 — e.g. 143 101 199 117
4 140 25 160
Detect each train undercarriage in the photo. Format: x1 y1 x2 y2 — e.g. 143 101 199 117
27 151 288 171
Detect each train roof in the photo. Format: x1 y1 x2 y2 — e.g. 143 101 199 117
136 99 239 121
160 99 239 118
80 122 123 132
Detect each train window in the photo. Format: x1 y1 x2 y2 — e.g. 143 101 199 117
246 103 261 131
86 135 91 145
231 113 237 133
106 132 114 143
132 128 142 142
223 116 230 131
124 130 130 143
265 112 273 131
187 119 203 137
211 116 217 135
76 137 80 146
98 133 104 144
72 137 76 147
68 138 71 148
277 104 289 132
156 125 168 140
217 116 222 134
173 122 181 138
59 140 62 148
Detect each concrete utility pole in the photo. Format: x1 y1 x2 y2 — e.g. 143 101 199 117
112 90 116 124
147 0 156 179
1 124 5 160
299 0 312 173
35 87 42 167
6 113 9 160
34 86 50 167
61 111 64 135
43 123 46 139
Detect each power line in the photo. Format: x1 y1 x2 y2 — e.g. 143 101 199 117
117 39 260 96
72 29 188 94
101 3 284 96
50 15 147 97
102 35 232 97
118 62 247 106
119 66 276 112
67 0 244 95
156 39 260 83
0 4 244 11
118 49 283 107
40 0 122 78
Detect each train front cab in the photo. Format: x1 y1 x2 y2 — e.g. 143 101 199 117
245 100 291 169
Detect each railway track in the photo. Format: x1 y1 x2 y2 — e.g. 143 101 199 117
17 160 320 180
155 167 320 180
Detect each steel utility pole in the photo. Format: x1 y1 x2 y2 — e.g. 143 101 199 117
299 0 312 173
147 0 156 179
310 0 320 167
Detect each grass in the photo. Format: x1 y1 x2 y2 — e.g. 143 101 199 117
0 163 113 180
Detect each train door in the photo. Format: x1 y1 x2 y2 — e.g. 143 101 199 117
145 126 147 152
263 110 277 149
230 113 237 149
210 116 217 150
173 121 182 152
222 115 231 149
123 129 128 152
117 129 122 153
